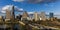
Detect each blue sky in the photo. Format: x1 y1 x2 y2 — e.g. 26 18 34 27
0 0 60 15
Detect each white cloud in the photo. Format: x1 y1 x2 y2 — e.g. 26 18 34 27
2 5 13 11
1 11 6 13
13 0 24 2
28 12 34 14
12 0 59 3
1 5 24 13
15 6 23 11
27 0 58 4
19 8 23 11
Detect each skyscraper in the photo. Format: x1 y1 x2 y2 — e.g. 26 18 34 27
22 11 29 20
11 6 15 20
49 13 54 18
40 12 46 21
34 12 39 21
6 6 15 20
5 5 15 22
0 16 3 22
29 14 34 20
49 13 54 21
6 9 11 19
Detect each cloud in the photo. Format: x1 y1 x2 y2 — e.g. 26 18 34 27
2 5 23 11
2 5 13 11
13 0 59 4
28 0 59 4
15 6 23 11
1 5 24 13
28 12 34 14
1 11 6 13
13 0 24 2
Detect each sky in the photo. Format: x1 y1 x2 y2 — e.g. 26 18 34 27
0 0 60 15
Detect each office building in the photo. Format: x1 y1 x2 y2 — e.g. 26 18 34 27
6 9 11 19
34 12 39 21
5 6 15 21
0 16 3 22
11 6 15 20
40 12 46 21
22 11 29 20
6 6 15 19
49 13 54 21
49 13 54 18
5 9 12 22
0 16 2 20
29 14 34 20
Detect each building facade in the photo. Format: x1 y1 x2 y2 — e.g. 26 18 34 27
34 12 39 21
6 9 11 19
49 13 54 18
40 12 46 21
49 13 54 21
22 11 29 20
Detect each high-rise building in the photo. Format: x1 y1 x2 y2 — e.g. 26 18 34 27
22 11 29 20
0 16 4 23
0 16 3 20
5 9 12 22
49 13 54 18
11 6 15 20
6 9 11 19
40 12 46 21
29 14 34 20
5 6 15 22
34 12 39 21
6 6 15 19
0 16 3 22
49 13 54 21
